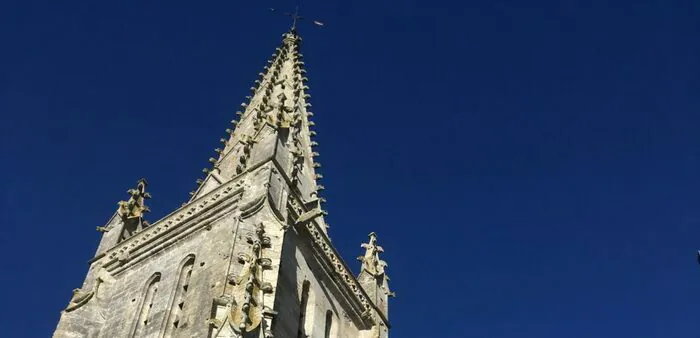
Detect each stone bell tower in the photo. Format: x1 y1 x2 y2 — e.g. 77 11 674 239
53 29 393 338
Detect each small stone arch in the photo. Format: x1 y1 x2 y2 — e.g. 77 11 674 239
130 272 161 337
163 254 196 336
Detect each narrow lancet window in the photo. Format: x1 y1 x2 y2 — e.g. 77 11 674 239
324 310 334 338
164 255 195 335
132 273 161 337
297 281 311 338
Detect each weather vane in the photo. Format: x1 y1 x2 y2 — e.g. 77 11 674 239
269 1 325 31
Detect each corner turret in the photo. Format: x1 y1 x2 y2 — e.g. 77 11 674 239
357 232 394 335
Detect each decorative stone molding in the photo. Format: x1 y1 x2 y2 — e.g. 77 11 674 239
300 219 374 317
236 135 257 174
239 194 267 219
287 196 303 215
209 223 275 337
104 181 242 264
116 251 130 264
65 289 95 313
295 208 324 226
284 188 387 324
64 268 114 312
96 225 112 233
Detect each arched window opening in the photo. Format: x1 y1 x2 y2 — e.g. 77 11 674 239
324 310 334 338
297 281 311 338
132 273 161 337
164 255 195 335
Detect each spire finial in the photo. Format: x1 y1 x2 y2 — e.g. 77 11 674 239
269 3 325 33
291 4 301 31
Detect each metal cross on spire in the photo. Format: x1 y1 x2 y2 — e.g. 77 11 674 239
269 3 325 31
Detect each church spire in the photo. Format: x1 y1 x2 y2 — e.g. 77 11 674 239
54 25 394 338
190 30 327 227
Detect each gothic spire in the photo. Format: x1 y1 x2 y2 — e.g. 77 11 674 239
189 30 327 224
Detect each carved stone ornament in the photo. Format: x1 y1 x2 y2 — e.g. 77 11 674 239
96 225 110 233
301 220 374 317
65 269 114 312
209 223 274 337
117 178 151 221
106 184 238 263
65 289 94 313
236 135 257 174
358 232 387 277
358 232 395 301
295 208 324 226
239 194 267 219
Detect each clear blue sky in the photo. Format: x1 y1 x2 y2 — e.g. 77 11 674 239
1 0 699 337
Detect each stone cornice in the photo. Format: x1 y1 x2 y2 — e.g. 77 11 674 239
100 177 246 273
298 217 390 328
285 194 390 328
265 156 388 326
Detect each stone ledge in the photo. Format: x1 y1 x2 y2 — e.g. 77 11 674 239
100 177 246 273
